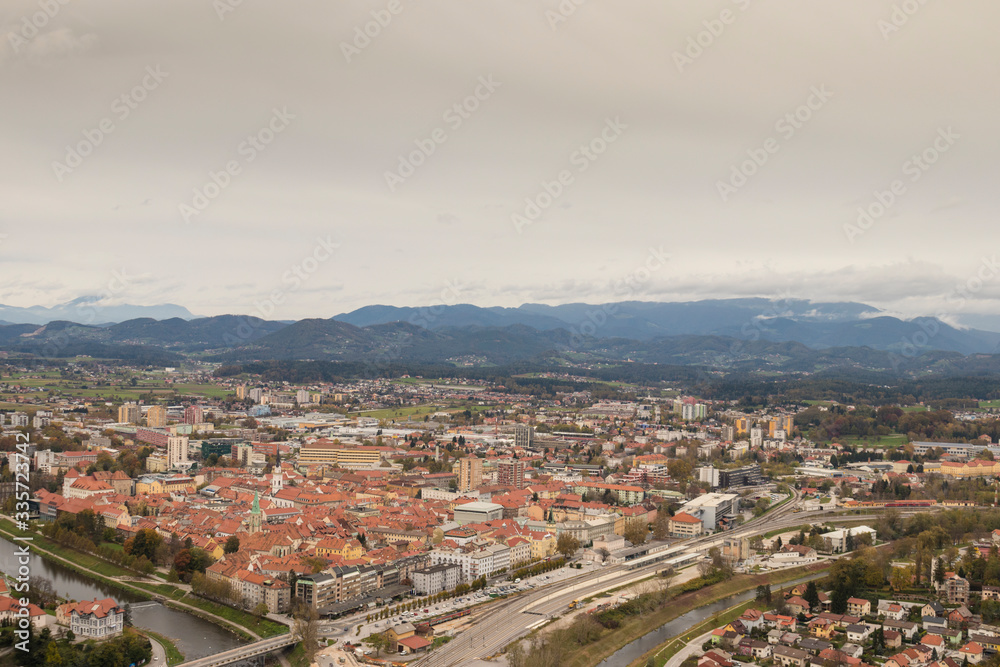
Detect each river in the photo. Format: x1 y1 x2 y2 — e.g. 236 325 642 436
596 573 826 667
0 536 245 661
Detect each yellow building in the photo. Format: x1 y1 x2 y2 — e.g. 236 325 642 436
298 441 381 468
135 477 165 494
529 532 557 560
145 405 167 428
315 537 363 560
452 457 483 492
118 403 140 424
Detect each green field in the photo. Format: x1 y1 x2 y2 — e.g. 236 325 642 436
827 433 908 448
175 595 288 638
0 377 233 404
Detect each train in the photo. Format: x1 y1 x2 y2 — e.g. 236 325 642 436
841 499 935 509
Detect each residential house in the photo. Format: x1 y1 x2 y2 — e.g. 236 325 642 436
960 641 984 664
773 646 809 667
922 601 945 618
880 602 907 621
785 596 811 616
884 619 918 640
845 624 871 643
846 597 871 617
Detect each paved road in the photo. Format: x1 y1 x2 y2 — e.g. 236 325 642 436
413 497 937 667
148 636 168 667
664 630 714 667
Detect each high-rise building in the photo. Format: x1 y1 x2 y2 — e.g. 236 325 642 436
118 403 140 424
452 457 483 492
249 388 264 403
681 403 707 421
183 404 203 425
497 459 527 489
235 385 246 400
296 389 310 404
734 418 750 435
513 424 534 450
145 405 167 428
167 436 189 468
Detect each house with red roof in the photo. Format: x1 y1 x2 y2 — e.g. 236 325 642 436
58 598 123 638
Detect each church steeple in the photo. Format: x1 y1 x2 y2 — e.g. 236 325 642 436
248 492 262 534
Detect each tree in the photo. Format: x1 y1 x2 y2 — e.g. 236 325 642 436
804 581 820 610
935 557 946 586
224 536 240 554
652 508 671 541
293 605 320 664
890 566 912 592
596 547 611 563
367 631 389 657
253 602 270 617
556 533 581 558
506 641 527 667
123 602 133 627
755 584 772 605
624 521 648 547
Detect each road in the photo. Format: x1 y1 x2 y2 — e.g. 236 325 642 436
174 634 298 667
412 494 938 667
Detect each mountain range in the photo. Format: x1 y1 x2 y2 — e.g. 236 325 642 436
0 297 195 325
2 298 1000 377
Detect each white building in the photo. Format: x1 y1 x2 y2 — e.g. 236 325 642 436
429 543 511 582
821 525 877 553
453 501 504 526
412 563 463 595
678 493 739 533
66 598 124 639
166 435 189 468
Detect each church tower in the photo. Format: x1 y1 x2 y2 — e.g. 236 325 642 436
248 492 262 534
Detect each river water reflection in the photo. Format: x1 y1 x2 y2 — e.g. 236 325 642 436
0 536 245 661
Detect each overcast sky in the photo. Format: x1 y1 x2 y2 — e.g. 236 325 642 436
2 1 998 326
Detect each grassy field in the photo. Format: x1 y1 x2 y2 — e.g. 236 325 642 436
828 434 908 448
551 561 832 667
287 642 309 667
0 519 139 578
140 628 186 665
0 377 232 403
177 594 288 638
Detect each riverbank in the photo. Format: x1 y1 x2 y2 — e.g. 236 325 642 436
0 520 287 640
629 598 761 667
140 628 186 666
552 560 832 667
